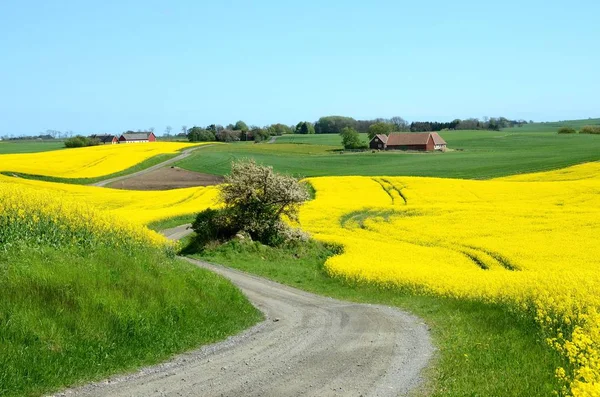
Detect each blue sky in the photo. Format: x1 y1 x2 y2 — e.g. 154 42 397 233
1 0 598 136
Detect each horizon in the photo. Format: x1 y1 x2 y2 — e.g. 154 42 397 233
1 0 599 136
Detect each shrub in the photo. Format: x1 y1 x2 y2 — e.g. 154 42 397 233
557 127 577 134
340 127 368 150
64 135 101 148
191 208 239 247
580 125 600 135
192 160 310 247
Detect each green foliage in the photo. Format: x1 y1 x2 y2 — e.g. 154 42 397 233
367 122 395 140
0 245 260 396
187 126 216 142
558 126 577 134
340 127 368 150
194 240 564 397
233 120 249 132
64 135 100 148
192 160 309 247
191 208 239 247
580 125 600 135
295 121 315 135
314 116 357 134
267 123 293 136
251 127 270 142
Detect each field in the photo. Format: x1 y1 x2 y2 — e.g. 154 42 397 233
0 140 64 154
515 118 600 133
0 142 208 179
0 182 259 396
176 130 600 179
2 123 600 396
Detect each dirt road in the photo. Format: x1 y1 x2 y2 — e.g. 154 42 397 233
54 228 433 397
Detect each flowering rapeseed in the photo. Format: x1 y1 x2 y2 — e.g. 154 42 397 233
299 162 600 396
0 142 208 178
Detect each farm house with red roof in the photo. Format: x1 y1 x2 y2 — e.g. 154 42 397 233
369 132 447 151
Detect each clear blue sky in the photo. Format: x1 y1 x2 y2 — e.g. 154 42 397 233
1 0 598 136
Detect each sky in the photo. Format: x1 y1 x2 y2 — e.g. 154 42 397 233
0 0 599 136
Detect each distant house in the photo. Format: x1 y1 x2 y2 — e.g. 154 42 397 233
118 132 156 143
90 134 118 144
369 132 446 152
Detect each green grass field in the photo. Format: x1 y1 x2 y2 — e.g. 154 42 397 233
0 140 64 154
177 130 600 179
189 239 563 397
512 118 600 133
0 245 261 397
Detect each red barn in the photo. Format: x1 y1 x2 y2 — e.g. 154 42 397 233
369 132 446 152
118 132 156 143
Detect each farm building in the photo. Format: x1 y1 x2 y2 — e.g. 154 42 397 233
370 132 446 151
118 132 156 143
90 134 118 144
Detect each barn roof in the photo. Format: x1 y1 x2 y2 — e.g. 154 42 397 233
430 132 447 145
121 132 153 140
89 134 117 143
385 132 447 146
386 133 431 146
374 134 388 143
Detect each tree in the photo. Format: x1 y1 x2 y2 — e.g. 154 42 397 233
215 129 240 142
367 122 394 140
314 116 357 134
233 120 249 131
181 125 188 135
340 127 367 150
390 116 409 132
165 126 172 136
149 127 155 133
267 123 293 136
193 160 310 246
295 121 315 134
187 126 215 142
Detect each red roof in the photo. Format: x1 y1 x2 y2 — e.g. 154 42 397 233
378 132 446 146
374 134 388 143
430 132 447 145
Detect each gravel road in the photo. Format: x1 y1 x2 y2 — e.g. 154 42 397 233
53 227 433 397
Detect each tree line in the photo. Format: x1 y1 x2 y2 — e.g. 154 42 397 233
183 115 532 143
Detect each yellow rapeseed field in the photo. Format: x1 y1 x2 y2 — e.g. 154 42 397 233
0 142 208 178
299 162 600 396
1 141 598 395
0 174 219 225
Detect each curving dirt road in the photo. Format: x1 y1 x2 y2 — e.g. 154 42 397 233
53 227 433 397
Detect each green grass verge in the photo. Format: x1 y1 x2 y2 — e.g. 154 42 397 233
1 153 177 185
147 213 197 232
189 239 564 397
176 130 600 179
0 245 261 397
0 140 65 154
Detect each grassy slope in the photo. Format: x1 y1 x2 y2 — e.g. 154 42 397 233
147 213 197 231
515 117 600 132
0 140 64 154
0 246 261 397
177 130 600 179
189 240 563 397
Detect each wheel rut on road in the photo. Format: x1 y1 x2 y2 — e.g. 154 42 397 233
54 228 433 397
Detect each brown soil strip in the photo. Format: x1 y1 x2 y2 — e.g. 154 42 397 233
106 167 224 190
